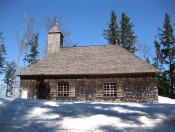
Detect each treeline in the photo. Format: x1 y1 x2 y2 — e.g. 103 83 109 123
0 12 174 98
0 30 39 97
153 14 175 98
103 11 175 98
0 15 71 97
103 11 137 53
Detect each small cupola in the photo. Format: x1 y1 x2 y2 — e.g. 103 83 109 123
48 24 64 55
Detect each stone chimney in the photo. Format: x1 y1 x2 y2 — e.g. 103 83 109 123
48 24 64 55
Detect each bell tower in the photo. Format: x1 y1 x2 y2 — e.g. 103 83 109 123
48 24 64 55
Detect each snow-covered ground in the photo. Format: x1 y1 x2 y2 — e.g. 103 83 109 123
0 96 175 132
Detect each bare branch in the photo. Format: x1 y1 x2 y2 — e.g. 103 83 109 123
41 16 73 59
16 11 27 69
40 40 48 59
44 16 63 33
137 42 153 61
13 12 35 97
23 16 34 66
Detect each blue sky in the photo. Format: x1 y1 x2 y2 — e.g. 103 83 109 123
0 0 175 66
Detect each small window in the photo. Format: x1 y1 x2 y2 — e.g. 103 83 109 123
58 83 69 97
104 83 116 97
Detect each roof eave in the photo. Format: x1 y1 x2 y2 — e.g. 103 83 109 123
17 71 160 77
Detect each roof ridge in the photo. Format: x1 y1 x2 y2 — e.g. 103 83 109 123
62 44 117 49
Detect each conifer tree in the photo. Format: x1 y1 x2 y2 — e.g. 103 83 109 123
153 39 170 96
158 13 175 98
26 33 39 66
120 13 137 53
154 13 175 98
103 11 119 45
153 39 163 69
3 61 16 97
0 32 6 74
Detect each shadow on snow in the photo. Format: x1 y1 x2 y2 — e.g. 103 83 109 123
0 98 175 131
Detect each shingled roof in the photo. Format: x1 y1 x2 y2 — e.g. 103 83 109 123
18 45 159 76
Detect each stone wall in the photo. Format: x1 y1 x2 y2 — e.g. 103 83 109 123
19 75 158 103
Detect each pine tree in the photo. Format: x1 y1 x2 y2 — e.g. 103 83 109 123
103 11 119 45
155 13 175 98
158 72 171 97
0 32 6 74
120 13 137 53
153 39 170 96
3 61 16 97
26 33 39 66
153 39 163 69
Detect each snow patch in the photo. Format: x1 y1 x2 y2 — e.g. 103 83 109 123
43 101 59 107
158 96 175 104
0 96 175 131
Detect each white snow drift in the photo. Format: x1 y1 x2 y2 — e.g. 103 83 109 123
0 96 175 132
